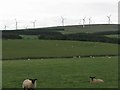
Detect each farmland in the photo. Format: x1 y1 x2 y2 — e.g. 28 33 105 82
2 24 119 44
0 39 2 89
2 24 119 89
2 57 118 88
0 60 1 89
2 39 119 88
2 40 118 60
50 24 118 34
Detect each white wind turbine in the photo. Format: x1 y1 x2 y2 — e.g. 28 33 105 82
4 25 7 30
79 19 82 25
32 20 36 28
61 16 65 26
88 17 92 25
15 19 23 29
107 15 111 24
24 25 28 29
15 19 18 30
82 17 86 28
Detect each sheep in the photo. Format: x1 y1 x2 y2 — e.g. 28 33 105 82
27 58 30 60
78 56 81 58
22 78 37 90
89 76 104 84
108 56 111 59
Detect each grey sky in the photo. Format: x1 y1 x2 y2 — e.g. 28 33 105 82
0 0 119 30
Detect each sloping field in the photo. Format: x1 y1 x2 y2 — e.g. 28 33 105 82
2 40 118 60
51 24 118 34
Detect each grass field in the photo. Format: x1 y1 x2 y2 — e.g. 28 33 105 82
2 40 118 59
47 24 118 34
2 38 118 88
0 60 2 89
58 24 118 34
105 35 119 38
2 56 118 88
20 35 38 40
0 39 2 89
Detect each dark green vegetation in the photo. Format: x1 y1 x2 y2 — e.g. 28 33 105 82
38 33 119 44
2 24 119 44
2 57 118 88
2 40 118 60
2 33 22 39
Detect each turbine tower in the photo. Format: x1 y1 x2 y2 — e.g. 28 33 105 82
32 20 36 28
24 25 28 29
15 19 18 30
61 16 64 26
4 25 7 30
107 15 111 24
82 17 86 28
88 17 92 24
79 19 82 25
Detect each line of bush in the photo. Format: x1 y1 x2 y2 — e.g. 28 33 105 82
38 33 119 44
2 28 64 35
2 33 22 39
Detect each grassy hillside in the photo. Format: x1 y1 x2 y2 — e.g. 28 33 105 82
0 60 1 89
2 24 118 34
2 24 119 44
50 24 118 34
2 40 118 60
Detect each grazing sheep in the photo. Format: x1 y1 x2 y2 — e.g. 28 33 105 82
28 58 30 60
89 76 104 84
108 57 111 58
22 78 37 90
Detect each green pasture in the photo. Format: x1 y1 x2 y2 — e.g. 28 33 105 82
2 40 118 59
2 56 118 88
0 60 2 89
20 35 38 40
2 39 118 88
0 39 2 89
59 24 118 34
105 35 119 38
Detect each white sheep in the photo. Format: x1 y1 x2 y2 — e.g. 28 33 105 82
89 76 104 84
22 78 37 90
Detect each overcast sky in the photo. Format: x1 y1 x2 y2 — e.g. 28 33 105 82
0 0 119 30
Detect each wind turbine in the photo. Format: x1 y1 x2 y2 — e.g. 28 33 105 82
4 25 7 30
107 15 111 24
15 19 18 30
88 17 92 25
24 25 28 29
61 16 65 26
32 20 36 28
82 17 86 28
79 19 82 25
